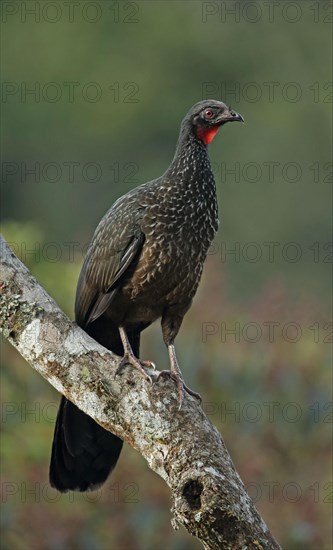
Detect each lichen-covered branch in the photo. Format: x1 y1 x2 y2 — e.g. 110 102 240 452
0 235 280 549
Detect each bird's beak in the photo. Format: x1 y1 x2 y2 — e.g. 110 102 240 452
216 109 244 124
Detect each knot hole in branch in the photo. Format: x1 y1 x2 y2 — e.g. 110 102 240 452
182 479 203 510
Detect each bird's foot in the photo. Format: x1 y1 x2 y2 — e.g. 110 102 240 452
115 352 155 383
157 370 202 410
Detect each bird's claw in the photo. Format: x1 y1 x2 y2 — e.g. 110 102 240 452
156 370 202 410
115 353 154 384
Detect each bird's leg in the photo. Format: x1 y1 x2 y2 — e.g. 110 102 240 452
158 344 202 410
115 326 155 383
158 310 201 409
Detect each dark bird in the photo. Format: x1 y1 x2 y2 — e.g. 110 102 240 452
49 100 244 492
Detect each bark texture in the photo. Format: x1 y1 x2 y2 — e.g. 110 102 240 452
0 235 281 549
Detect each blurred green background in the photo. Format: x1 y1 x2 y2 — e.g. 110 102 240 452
1 1 332 549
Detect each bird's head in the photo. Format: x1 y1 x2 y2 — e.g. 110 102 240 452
184 100 244 145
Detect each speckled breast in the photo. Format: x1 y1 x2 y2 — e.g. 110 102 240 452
122 185 218 306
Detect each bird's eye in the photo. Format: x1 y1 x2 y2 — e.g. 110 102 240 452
203 109 214 119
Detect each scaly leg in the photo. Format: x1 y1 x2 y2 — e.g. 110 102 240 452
158 344 202 410
114 326 155 383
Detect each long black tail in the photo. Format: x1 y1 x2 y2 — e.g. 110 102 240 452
49 320 139 492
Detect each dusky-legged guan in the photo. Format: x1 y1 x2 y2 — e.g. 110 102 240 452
50 100 244 492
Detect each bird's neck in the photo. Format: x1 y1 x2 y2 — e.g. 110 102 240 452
167 129 214 185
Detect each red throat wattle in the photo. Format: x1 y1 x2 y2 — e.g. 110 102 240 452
196 125 219 145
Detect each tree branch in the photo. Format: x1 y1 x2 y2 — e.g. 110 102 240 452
0 235 280 550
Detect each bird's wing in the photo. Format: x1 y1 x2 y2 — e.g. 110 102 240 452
75 200 145 328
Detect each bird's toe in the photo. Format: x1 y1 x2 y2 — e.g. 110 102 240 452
156 370 201 409
114 353 153 383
